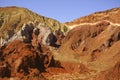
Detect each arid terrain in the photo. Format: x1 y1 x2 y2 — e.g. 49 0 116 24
0 7 120 80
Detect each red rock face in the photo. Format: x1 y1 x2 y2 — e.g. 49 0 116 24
0 7 120 80
0 40 54 79
60 20 120 60
56 20 120 80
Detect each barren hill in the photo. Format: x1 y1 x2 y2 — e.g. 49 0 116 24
55 8 120 80
0 7 120 80
0 6 67 46
65 8 120 29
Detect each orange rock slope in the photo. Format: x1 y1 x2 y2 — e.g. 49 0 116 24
55 8 120 80
0 7 120 80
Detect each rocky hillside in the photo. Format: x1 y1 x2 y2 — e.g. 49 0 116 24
65 8 120 29
0 7 120 80
54 8 120 80
0 6 67 46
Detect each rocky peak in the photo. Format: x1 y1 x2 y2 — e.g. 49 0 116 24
0 6 68 46
65 8 120 29
0 7 120 80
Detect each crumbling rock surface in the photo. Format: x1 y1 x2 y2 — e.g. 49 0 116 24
55 20 120 80
8 22 60 48
59 20 120 61
0 40 54 79
0 6 67 46
0 7 120 80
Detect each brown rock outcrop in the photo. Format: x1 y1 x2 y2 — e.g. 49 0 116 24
0 6 68 46
0 7 120 80
55 19 120 79
0 40 54 79
65 8 120 26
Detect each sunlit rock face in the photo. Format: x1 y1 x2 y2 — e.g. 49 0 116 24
37 26 57 46
0 7 120 80
0 6 68 46
8 22 57 47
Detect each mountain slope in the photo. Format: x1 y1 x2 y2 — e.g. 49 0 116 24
0 6 67 46
54 8 120 80
0 7 120 80
65 8 120 29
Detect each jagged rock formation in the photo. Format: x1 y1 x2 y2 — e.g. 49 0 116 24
0 6 67 46
0 39 55 79
0 7 120 80
0 18 63 80
8 22 57 46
